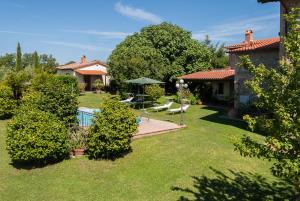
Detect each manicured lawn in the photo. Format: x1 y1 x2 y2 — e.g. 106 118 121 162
0 93 288 201
78 92 110 108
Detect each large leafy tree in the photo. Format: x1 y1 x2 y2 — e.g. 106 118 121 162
108 22 212 89
234 9 300 195
203 35 229 69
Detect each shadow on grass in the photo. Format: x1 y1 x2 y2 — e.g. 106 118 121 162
199 106 248 130
10 157 68 170
172 167 296 201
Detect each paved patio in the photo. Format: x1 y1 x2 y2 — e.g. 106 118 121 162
134 117 185 139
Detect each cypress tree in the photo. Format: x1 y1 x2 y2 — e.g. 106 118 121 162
33 51 40 70
15 43 22 71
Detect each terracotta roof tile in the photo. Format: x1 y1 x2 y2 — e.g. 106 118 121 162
180 68 235 80
226 37 280 53
75 69 106 75
56 60 108 70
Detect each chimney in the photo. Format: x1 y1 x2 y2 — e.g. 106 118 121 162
80 55 87 63
244 30 254 44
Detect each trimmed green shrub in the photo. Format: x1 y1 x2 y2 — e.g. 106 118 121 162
92 79 104 93
3 69 32 100
145 84 165 102
28 73 79 126
87 99 138 159
0 84 17 119
6 109 69 164
175 90 198 105
79 82 86 93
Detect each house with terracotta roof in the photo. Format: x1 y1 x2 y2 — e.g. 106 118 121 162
180 30 280 107
227 30 280 107
56 55 109 91
180 68 235 103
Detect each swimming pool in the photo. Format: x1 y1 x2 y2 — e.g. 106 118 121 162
77 107 100 127
77 107 142 127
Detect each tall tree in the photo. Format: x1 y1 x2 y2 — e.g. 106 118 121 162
33 51 40 70
203 35 229 68
234 9 300 196
108 22 212 90
15 43 22 72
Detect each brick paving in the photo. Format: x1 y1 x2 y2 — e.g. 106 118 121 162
134 117 185 139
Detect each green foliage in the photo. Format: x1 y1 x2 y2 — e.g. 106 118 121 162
25 73 79 126
0 65 9 81
0 84 17 119
79 82 86 93
33 51 40 70
175 89 197 105
108 22 212 90
234 9 300 192
3 69 32 100
6 108 69 164
0 53 15 69
0 50 58 74
16 43 22 71
69 126 88 149
203 35 229 68
92 79 104 92
87 99 138 159
145 84 165 101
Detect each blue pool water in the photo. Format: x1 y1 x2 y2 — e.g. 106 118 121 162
77 107 100 127
77 107 142 127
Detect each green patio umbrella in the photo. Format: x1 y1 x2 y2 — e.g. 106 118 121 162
125 77 164 85
124 77 165 109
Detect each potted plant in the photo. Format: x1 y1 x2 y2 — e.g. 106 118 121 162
69 126 88 157
92 79 104 94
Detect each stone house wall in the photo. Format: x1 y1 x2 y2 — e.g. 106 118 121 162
232 48 279 108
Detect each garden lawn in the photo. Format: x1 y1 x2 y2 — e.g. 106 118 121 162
78 92 110 108
0 94 285 201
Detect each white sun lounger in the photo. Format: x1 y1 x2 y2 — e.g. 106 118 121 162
152 102 173 112
120 97 134 103
168 104 190 114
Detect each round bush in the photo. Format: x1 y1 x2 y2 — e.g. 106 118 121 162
29 73 79 127
87 99 138 159
145 84 165 102
6 109 70 164
0 85 17 119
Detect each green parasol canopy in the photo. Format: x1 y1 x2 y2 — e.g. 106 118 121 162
125 77 164 85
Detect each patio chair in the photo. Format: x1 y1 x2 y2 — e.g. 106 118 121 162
152 102 173 112
120 97 134 103
168 104 190 114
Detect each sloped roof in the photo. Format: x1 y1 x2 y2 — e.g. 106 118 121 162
180 68 235 80
226 37 280 53
75 69 106 75
56 60 108 70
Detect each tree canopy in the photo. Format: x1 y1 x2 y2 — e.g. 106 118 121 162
0 43 58 74
108 22 213 89
234 8 300 195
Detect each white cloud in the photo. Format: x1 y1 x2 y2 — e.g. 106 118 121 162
41 41 112 52
192 14 279 42
62 29 132 39
115 2 162 24
0 30 48 37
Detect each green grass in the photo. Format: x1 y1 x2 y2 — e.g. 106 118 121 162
78 92 110 108
0 93 286 201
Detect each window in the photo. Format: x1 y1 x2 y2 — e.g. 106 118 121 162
218 83 224 95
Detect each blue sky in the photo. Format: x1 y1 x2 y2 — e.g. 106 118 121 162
0 0 280 64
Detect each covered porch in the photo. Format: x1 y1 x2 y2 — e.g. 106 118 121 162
180 68 235 105
75 69 108 91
